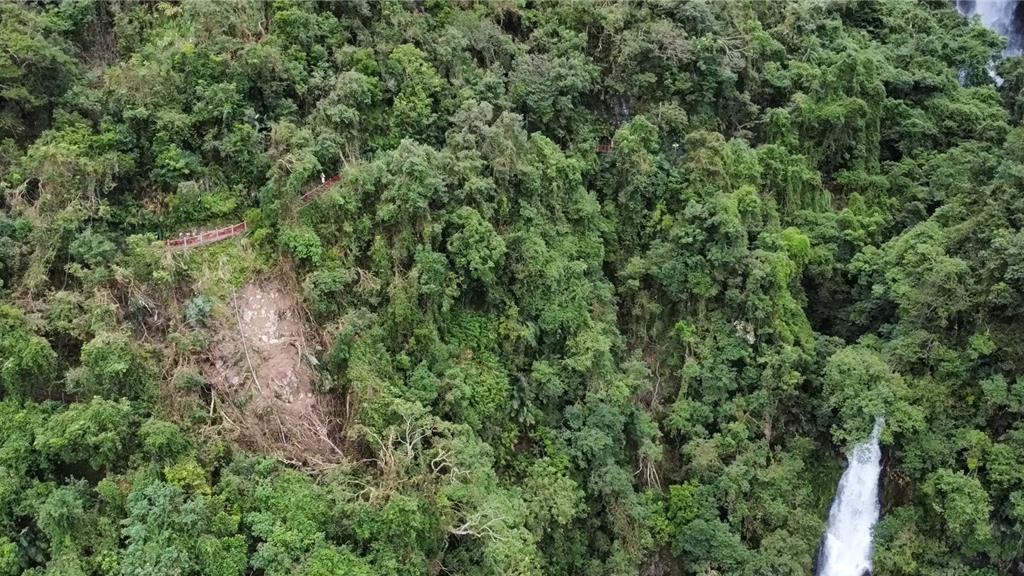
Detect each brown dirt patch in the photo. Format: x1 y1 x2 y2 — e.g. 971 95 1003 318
203 281 341 464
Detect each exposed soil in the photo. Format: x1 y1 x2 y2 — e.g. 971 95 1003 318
203 281 341 464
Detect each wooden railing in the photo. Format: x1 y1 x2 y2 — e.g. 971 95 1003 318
300 175 341 204
167 221 248 250
166 175 342 252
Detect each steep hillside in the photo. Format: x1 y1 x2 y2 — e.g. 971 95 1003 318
1 1 1023 575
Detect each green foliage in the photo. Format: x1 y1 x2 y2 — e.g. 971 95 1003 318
298 545 373 576
0 305 57 398
0 3 78 140
35 397 135 471
0 1 1022 574
302 262 355 321
674 518 751 573
446 206 506 286
167 183 245 229
0 537 18 576
196 535 247 576
139 419 189 461
67 332 154 401
119 481 214 575
922 470 993 552
824 344 924 445
184 295 212 327
280 226 324 267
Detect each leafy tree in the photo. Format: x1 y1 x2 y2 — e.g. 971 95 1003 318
0 305 57 399
446 206 506 287
67 332 154 401
823 344 923 445
34 397 136 471
0 4 78 140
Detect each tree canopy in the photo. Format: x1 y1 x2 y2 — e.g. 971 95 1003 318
1 1 1023 574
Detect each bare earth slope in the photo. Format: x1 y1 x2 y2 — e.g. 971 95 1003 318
203 281 340 464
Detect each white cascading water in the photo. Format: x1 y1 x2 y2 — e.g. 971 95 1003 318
958 0 1024 56
816 418 885 576
817 6 1012 575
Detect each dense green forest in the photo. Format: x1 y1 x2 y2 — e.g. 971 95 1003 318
2 0 1024 574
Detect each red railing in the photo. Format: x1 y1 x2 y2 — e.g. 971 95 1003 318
165 174 342 252
300 174 342 204
596 142 614 153
167 221 248 250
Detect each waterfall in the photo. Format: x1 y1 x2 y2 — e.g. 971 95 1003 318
958 0 1024 56
816 418 885 576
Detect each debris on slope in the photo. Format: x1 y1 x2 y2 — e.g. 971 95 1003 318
203 281 340 464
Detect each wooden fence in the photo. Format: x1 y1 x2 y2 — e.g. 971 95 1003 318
165 175 342 252
300 174 342 204
166 221 248 250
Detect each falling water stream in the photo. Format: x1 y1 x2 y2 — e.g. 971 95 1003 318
957 0 1024 83
816 419 884 576
816 5 1020 575
958 0 1024 57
